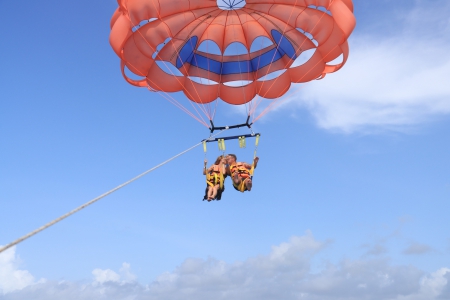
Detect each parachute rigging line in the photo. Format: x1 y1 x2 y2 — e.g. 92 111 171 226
123 7 214 122
0 129 227 254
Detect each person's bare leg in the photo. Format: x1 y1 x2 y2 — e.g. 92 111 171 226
245 178 252 191
211 185 219 199
207 186 214 200
232 173 241 185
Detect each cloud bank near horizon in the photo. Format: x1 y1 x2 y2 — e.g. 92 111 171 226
1 233 449 300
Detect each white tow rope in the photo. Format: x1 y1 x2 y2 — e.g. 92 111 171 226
0 130 225 254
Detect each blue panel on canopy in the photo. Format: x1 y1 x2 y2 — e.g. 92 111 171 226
176 36 198 68
176 31 296 75
271 30 297 60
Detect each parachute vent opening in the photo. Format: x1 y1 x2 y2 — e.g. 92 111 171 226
307 5 332 16
223 80 253 87
152 37 172 59
132 18 158 32
217 0 246 10
296 28 319 46
224 42 248 56
188 77 219 85
250 37 274 53
326 53 344 66
155 61 184 77
197 40 222 55
257 69 286 81
290 48 317 68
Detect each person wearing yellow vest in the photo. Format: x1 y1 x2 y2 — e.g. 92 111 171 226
203 155 227 201
225 154 259 192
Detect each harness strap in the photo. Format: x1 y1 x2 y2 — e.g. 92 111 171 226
206 167 224 189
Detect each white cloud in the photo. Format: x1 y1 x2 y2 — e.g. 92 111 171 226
403 242 433 255
92 263 138 287
1 233 449 300
92 268 120 284
274 1 450 133
0 246 35 295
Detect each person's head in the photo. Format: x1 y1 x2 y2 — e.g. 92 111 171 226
227 154 237 163
214 155 223 165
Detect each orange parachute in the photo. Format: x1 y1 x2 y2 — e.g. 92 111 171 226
110 0 355 128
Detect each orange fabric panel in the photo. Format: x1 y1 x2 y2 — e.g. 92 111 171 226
121 60 148 87
252 10 296 36
246 0 307 6
223 24 248 51
257 71 291 99
183 79 218 104
317 23 345 61
329 0 356 39
315 0 332 7
284 28 316 53
110 8 121 29
235 10 256 25
146 63 185 92
185 69 221 84
133 20 173 57
161 11 196 38
189 0 217 11
123 0 159 26
168 18 209 42
122 36 154 76
254 59 288 80
323 40 349 74
109 14 132 58
245 4 273 15
240 20 272 50
155 38 186 64
295 8 334 45
288 49 325 82
338 0 354 12
191 6 221 19
221 72 254 82
220 83 257 105
159 0 190 18
268 5 306 29
198 24 226 52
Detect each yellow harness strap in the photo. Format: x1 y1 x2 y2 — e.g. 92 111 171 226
250 134 260 176
233 180 245 192
206 166 224 189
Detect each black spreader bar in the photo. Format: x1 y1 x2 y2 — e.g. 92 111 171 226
209 116 253 133
203 133 260 143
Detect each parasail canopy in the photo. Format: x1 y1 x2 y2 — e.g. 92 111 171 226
110 0 356 126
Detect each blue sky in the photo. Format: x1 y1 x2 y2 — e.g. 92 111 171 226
1 0 450 299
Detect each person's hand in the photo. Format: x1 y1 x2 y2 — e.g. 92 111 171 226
254 157 259 163
204 159 207 166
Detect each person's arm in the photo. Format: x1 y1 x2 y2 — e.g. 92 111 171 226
203 160 207 175
224 164 231 176
253 157 259 169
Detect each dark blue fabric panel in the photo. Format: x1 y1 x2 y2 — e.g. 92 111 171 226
175 31 296 75
190 54 222 73
271 30 297 60
176 36 198 68
250 48 282 70
222 60 253 75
